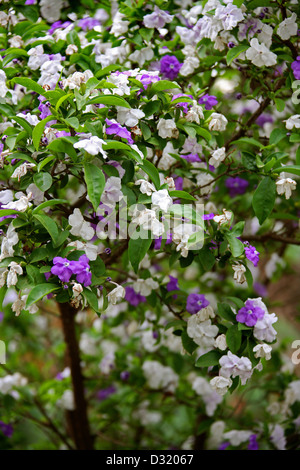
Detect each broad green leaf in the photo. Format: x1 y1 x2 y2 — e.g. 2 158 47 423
26 283 60 307
217 302 236 322
226 325 242 353
47 137 78 160
128 236 152 273
140 160 161 190
33 172 53 191
149 80 180 94
230 137 263 148
82 288 101 315
32 116 55 151
252 176 276 224
198 245 216 271
225 232 245 257
226 45 248 65
37 155 56 172
32 199 68 214
86 94 131 108
12 77 46 96
84 162 105 211
9 115 33 136
195 350 222 368
269 128 287 146
33 213 59 244
55 93 73 111
169 190 196 201
276 165 300 177
181 330 198 355
7 152 36 164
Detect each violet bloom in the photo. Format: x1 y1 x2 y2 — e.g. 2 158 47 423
219 442 230 450
291 57 300 80
166 275 179 299
181 153 201 163
236 299 265 327
225 177 249 197
173 176 183 191
244 243 259 267
78 17 100 31
253 282 267 298
154 232 172 250
202 213 215 220
198 94 218 111
0 421 13 438
120 371 130 381
71 255 92 287
51 257 74 283
56 130 71 138
160 55 182 80
139 73 160 89
248 434 259 450
49 21 71 35
172 93 193 113
97 385 116 401
105 119 134 144
186 293 210 314
125 286 146 307
256 113 273 127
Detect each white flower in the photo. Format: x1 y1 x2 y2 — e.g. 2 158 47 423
73 135 108 158
151 189 173 213
276 177 297 199
157 118 178 139
6 262 23 288
68 240 100 261
277 13 298 41
57 389 75 411
106 72 130 96
284 115 300 130
27 45 48 71
246 38 277 67
210 376 232 396
8 35 23 48
0 69 8 98
269 424 286 450
180 56 200 76
143 6 174 30
208 113 228 132
2 192 32 212
72 283 83 298
253 343 272 360
219 351 253 385
209 147 226 168
0 190 13 205
110 11 129 37
142 360 178 393
107 284 125 305
131 208 164 238
116 107 145 127
65 44 78 55
101 176 122 205
187 316 219 350
40 0 63 22
157 142 177 170
232 263 246 284
215 334 228 351
253 312 278 343
133 278 159 297
215 3 244 30
62 70 93 90
11 162 36 181
129 46 154 66
135 179 156 196
172 223 201 258
191 376 222 416
68 208 95 241
185 101 204 123
0 223 18 261
26 184 44 205
223 430 253 447
213 209 232 226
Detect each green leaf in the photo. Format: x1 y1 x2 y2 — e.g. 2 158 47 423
82 288 101 315
33 172 53 191
26 283 60 307
269 128 287 146
226 325 242 353
32 199 68 214
226 45 248 65
83 162 105 211
33 214 59 244
47 137 78 160
274 98 285 112
252 176 276 224
143 100 161 117
37 155 56 172
149 80 180 94
198 245 216 271
276 165 300 177
195 350 222 368
32 116 55 151
26 265 46 285
181 329 198 355
9 115 33 136
169 190 196 201
128 236 152 273
86 94 131 108
217 302 236 322
140 159 161 190
12 77 46 96
225 233 245 257
230 137 263 148
55 92 73 111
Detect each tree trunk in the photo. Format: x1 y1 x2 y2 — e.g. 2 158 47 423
59 302 94 450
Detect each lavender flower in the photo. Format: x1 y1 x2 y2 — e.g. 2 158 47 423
166 275 179 299
225 177 249 197
71 255 92 287
180 153 201 163
154 232 172 250
97 385 116 401
291 57 300 80
78 17 100 31
236 299 265 327
125 286 146 306
51 257 74 283
105 119 134 144
248 434 259 450
198 94 218 110
186 293 210 314
0 421 13 438
244 243 259 267
160 55 182 80
171 93 193 113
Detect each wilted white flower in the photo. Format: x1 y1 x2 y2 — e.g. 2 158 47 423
2 192 32 213
129 46 154 66
208 113 228 132
275 177 296 200
11 163 36 181
213 209 232 226
107 284 125 305
6 262 23 288
135 179 156 196
232 263 246 284
62 70 93 90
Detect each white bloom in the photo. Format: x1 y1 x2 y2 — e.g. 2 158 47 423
0 372 28 396
62 70 93 90
107 72 131 96
68 208 95 241
135 179 156 196
269 424 286 450
215 334 228 351
129 46 154 66
223 430 253 447
213 209 232 226
210 376 232 396
26 184 44 205
253 343 272 360
209 147 226 168
110 11 129 37
131 208 164 238
11 162 36 181
208 113 228 132
107 284 125 305
0 190 13 205
101 176 122 205
185 100 204 124
180 56 200 76
6 262 23 288
142 360 178 393
151 189 173 213
157 142 177 170
172 223 201 258
0 224 18 261
284 115 300 130
232 263 246 284
220 351 253 385
253 312 278 343
27 45 49 70
73 135 108 158
12 293 38 316
143 6 173 30
157 118 178 139
8 35 23 48
0 69 8 98
40 0 63 23
68 240 100 261
116 107 145 127
192 376 222 416
187 316 218 350
2 192 32 213
276 177 296 199
246 38 277 67
57 389 75 411
215 3 244 30
16 112 39 127
277 13 298 41
133 278 159 297
72 283 83 298
65 44 78 55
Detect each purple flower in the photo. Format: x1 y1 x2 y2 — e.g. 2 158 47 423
198 94 218 110
236 300 265 327
166 275 179 299
78 17 100 31
120 371 130 381
51 257 74 283
139 73 160 89
253 282 267 298
202 213 215 220
181 153 201 163
49 21 71 35
154 232 172 250
218 442 230 450
0 421 13 438
186 293 210 314
173 176 183 190
125 287 146 306
71 255 92 287
105 119 134 144
225 177 249 197
97 385 116 401
172 93 193 113
56 131 71 138
244 243 259 267
160 55 182 80
255 113 273 127
248 434 259 450
291 57 300 80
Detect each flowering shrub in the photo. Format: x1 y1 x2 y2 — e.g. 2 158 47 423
0 0 300 451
